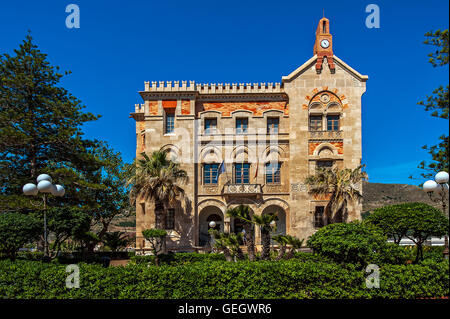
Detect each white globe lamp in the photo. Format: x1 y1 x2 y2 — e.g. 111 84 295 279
52 185 65 197
23 183 38 196
37 180 53 193
423 180 438 193
435 171 449 185
37 174 52 184
209 221 216 228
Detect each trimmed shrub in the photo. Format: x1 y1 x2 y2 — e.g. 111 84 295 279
0 259 448 299
307 221 392 267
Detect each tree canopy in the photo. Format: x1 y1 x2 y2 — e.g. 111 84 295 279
0 34 130 257
416 29 449 178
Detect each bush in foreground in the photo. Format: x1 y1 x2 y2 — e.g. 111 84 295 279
307 221 409 267
0 259 448 299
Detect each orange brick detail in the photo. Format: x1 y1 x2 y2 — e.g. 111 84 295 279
310 91 341 104
181 100 190 115
201 101 288 117
309 141 344 155
149 101 158 115
162 100 177 109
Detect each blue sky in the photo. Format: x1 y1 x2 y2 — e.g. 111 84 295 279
0 0 448 184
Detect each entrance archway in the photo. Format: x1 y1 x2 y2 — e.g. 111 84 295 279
199 206 224 246
262 205 286 237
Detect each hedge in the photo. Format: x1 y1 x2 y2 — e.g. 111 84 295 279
0 259 448 299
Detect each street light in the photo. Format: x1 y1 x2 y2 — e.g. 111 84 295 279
23 174 65 259
422 171 449 260
208 221 217 253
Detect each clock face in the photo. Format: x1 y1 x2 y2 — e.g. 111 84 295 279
320 39 330 48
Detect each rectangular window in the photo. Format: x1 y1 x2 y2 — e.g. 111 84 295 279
236 118 248 134
309 115 322 131
267 117 279 134
265 162 281 184
204 118 217 135
203 163 219 184
140 203 146 215
165 112 175 134
234 163 250 184
314 206 324 228
316 161 334 170
327 115 339 131
165 209 175 230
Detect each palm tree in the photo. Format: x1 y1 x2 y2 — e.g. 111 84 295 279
126 151 188 229
226 205 256 261
284 235 304 259
102 231 129 253
252 213 277 260
272 234 289 260
305 165 368 226
209 229 244 262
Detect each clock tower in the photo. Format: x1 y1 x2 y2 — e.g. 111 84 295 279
313 17 335 74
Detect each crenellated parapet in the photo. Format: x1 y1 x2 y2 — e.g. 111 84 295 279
143 81 283 94
134 103 145 113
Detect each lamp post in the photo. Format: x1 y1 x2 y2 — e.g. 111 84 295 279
422 171 449 259
23 174 65 259
208 221 217 253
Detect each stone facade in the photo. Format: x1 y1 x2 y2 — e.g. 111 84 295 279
130 17 368 252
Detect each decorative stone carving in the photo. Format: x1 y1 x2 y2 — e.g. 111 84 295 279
223 184 262 195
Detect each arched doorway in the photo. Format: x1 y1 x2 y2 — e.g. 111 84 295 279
199 206 224 246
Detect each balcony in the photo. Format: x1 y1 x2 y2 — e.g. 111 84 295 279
309 130 342 139
222 184 262 196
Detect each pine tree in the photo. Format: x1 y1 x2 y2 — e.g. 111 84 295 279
417 29 449 179
0 34 130 256
0 33 100 201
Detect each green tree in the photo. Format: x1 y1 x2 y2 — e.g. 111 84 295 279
142 228 167 266
83 145 131 252
126 151 188 229
385 203 448 262
252 213 277 260
416 29 449 178
45 206 91 258
365 204 411 244
304 165 368 225
0 212 41 261
226 205 256 262
0 34 100 207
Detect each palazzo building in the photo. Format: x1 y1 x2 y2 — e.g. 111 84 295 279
130 17 368 252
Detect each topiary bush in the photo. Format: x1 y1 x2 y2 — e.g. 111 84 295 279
307 221 404 267
365 203 449 262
